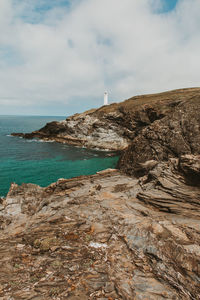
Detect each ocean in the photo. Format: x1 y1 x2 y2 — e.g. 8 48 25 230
0 115 119 197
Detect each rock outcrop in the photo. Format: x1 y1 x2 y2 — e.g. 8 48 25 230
118 93 200 177
0 167 200 299
12 88 200 151
3 87 200 299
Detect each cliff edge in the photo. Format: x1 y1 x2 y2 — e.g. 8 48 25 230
3 87 200 299
12 87 200 151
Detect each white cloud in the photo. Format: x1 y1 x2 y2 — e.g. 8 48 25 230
0 0 200 115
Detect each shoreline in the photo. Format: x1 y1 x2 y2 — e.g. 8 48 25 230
1 87 200 299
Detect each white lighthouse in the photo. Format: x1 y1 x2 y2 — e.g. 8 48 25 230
104 91 108 105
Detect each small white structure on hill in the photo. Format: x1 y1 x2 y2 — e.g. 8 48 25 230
104 91 108 105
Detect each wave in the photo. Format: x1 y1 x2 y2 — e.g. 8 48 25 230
7 134 23 139
25 139 54 143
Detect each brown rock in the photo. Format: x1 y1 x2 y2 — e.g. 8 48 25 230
3 88 200 299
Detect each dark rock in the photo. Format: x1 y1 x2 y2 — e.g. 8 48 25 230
179 154 200 185
119 94 200 176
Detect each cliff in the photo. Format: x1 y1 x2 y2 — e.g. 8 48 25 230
119 91 200 177
12 87 200 151
2 87 200 299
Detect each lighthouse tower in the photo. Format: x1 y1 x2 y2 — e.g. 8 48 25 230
104 91 108 105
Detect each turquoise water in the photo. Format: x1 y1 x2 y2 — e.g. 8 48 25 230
0 115 119 196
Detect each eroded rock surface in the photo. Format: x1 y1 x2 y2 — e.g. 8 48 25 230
0 166 200 300
118 93 200 176
12 88 200 151
5 87 200 299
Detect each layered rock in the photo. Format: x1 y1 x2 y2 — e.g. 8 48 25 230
118 93 200 176
0 166 200 299
12 87 200 151
4 87 200 299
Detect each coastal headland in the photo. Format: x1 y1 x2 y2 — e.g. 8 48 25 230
1 87 200 299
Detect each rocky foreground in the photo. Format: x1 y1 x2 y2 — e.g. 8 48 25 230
2 87 200 299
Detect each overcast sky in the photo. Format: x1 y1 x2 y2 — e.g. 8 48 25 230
0 0 199 116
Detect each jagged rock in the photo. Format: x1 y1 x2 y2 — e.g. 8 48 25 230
119 93 200 176
4 87 200 299
0 167 199 299
12 87 200 151
179 154 200 185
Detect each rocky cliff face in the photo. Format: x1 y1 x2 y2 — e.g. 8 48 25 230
12 88 200 151
4 87 200 299
118 93 200 177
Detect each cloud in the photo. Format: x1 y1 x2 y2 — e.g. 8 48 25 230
0 0 200 115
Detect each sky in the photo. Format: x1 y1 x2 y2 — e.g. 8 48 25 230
0 0 199 116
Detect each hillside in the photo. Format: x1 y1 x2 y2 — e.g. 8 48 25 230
12 87 200 151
